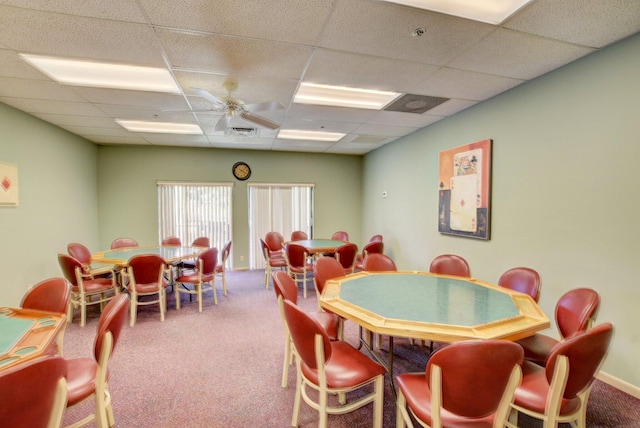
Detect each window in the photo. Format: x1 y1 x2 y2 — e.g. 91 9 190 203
248 183 314 269
158 181 232 267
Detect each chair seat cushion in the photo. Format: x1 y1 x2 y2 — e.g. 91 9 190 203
176 273 214 283
301 341 385 389
289 264 313 273
72 278 115 293
65 357 99 406
513 361 581 415
396 372 495 427
516 333 559 365
309 312 340 341
129 281 166 293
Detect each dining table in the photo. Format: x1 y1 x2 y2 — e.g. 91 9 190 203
91 244 205 267
319 270 550 389
0 307 67 371
288 239 347 255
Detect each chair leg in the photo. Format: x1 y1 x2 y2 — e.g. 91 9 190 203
212 280 218 305
159 289 166 322
281 334 291 388
130 294 137 327
291 365 303 427
175 283 182 310
373 375 384 428
222 270 227 296
197 283 203 313
396 388 411 428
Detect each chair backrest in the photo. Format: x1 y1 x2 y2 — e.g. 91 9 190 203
161 236 181 246
265 231 284 251
285 243 308 268
314 256 347 294
555 288 601 339
128 254 167 286
331 231 349 241
273 271 299 305
221 240 232 263
368 234 383 243
363 253 397 272
198 247 219 275
57 253 83 286
259 238 269 260
545 322 613 400
335 242 358 270
291 230 308 241
67 242 92 266
498 267 541 302
21 277 71 315
362 241 384 257
192 236 210 247
429 254 471 277
111 237 139 249
93 294 130 363
283 299 332 370
0 355 68 428
427 340 523 420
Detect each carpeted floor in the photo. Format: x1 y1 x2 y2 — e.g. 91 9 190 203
61 270 640 427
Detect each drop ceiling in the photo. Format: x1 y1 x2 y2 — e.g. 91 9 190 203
0 0 639 155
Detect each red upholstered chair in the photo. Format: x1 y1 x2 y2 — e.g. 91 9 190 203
67 242 113 281
260 238 287 289
331 230 349 241
517 287 600 366
291 230 308 241
191 236 210 247
283 299 385 428
0 355 68 428
178 236 211 272
65 294 129 428
508 323 614 428
110 237 138 249
21 277 71 355
363 253 397 272
124 254 169 326
429 254 471 277
334 242 358 274
498 267 542 302
396 339 523 428
273 271 340 388
215 240 232 296
355 240 384 271
175 247 218 312
161 236 181 246
58 254 119 327
265 231 285 257
284 243 314 298
313 256 347 308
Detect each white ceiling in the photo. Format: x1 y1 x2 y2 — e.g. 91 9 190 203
1 0 639 155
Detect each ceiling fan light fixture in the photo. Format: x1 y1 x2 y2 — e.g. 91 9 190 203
20 54 180 93
378 0 534 25
116 119 202 134
294 82 401 110
278 129 346 142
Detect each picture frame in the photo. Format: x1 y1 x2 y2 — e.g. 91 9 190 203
438 139 492 240
0 162 19 206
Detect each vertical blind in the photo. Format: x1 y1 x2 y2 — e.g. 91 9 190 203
157 181 233 268
248 183 314 269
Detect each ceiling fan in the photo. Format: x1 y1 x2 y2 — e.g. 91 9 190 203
187 81 284 131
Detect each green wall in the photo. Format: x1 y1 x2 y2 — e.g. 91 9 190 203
0 103 99 306
362 32 640 387
96 145 363 268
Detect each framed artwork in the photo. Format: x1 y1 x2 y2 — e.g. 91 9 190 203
438 139 492 240
0 162 19 206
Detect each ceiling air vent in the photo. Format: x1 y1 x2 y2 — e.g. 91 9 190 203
384 94 449 114
225 127 259 137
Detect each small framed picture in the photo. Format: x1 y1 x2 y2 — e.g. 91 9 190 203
0 163 19 206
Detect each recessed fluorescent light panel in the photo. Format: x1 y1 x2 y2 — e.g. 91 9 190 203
294 83 401 110
116 120 202 134
379 0 534 25
278 129 346 142
19 54 180 93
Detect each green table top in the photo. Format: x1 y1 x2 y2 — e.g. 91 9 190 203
0 312 35 355
290 239 346 253
92 245 203 265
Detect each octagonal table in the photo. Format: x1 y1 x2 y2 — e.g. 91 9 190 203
320 271 550 383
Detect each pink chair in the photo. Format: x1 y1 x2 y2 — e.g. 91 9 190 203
363 253 397 272
175 247 218 312
355 240 384 271
283 299 385 427
0 355 68 428
273 271 340 388
110 237 138 249
161 236 181 246
125 254 169 325
290 230 308 241
498 267 541 302
191 236 210 247
334 242 358 274
284 243 314 298
331 230 349 241
215 240 232 296
429 254 471 277
509 323 614 428
260 238 287 289
517 287 600 366
265 231 285 258
396 340 523 428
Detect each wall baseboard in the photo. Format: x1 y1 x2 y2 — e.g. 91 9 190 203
597 371 640 399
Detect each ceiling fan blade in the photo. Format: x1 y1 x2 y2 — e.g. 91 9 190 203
191 87 226 107
244 100 284 112
240 112 281 129
214 115 232 132
163 108 222 113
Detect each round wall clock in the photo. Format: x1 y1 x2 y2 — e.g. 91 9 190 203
232 161 251 181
